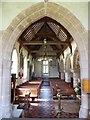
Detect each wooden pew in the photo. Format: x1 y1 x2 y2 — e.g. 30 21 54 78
50 78 76 98
28 80 42 85
16 85 39 96
15 80 42 102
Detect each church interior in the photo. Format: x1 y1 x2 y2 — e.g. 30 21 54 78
11 16 80 118
0 1 90 120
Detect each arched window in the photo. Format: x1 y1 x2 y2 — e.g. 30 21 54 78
24 56 27 79
11 49 18 77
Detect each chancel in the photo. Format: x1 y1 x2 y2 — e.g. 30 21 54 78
0 1 90 120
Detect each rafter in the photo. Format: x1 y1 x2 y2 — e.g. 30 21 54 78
46 17 71 38
59 39 73 56
21 22 44 42
33 54 58 58
18 38 29 52
19 16 72 58
23 40 69 45
33 33 57 38
29 50 60 53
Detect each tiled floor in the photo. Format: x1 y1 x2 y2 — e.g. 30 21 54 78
13 80 79 118
54 99 80 113
20 81 56 118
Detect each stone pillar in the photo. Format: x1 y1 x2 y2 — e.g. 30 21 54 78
73 72 78 88
1 59 12 118
0 31 2 119
27 68 30 81
60 72 65 80
0 58 2 120
79 93 90 118
79 66 90 118
65 72 71 83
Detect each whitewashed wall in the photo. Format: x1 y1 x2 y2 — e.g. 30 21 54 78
34 58 59 78
34 60 42 77
49 58 59 78
12 41 29 85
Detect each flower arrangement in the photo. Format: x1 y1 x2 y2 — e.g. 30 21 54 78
74 80 81 95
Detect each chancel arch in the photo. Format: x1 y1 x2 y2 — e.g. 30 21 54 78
1 2 89 119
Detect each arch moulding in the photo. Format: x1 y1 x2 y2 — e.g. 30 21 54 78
2 2 89 119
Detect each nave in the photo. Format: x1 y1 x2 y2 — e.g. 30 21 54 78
1 2 90 119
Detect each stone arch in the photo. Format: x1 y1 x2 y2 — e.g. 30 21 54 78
3 2 87 63
73 47 80 73
59 58 65 80
73 47 81 88
23 56 28 80
64 54 72 83
11 43 20 71
60 59 64 72
11 48 18 78
65 54 71 72
2 2 88 118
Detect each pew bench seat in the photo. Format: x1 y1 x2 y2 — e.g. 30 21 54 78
50 79 76 98
15 84 40 102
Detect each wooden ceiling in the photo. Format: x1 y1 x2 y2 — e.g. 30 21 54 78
19 17 73 58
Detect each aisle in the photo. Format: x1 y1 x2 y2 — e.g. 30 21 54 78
20 80 79 118
20 80 56 118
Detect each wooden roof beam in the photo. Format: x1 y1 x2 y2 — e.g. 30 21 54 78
29 50 60 53
33 55 58 58
23 41 68 45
